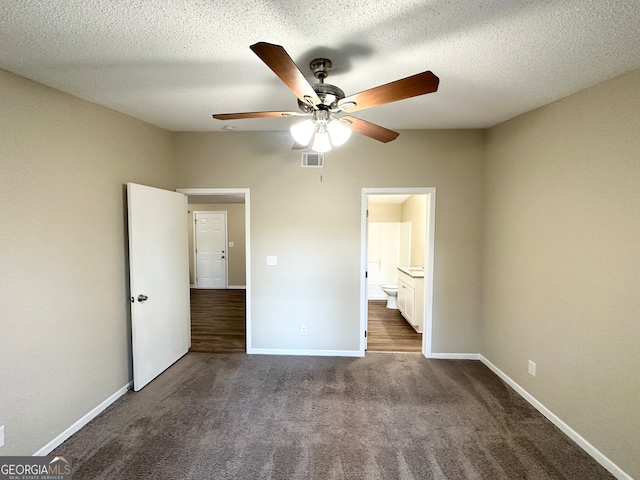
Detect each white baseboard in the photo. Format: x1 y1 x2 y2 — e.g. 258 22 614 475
429 353 481 360
33 382 132 456
479 355 631 480
248 348 363 357
190 286 246 290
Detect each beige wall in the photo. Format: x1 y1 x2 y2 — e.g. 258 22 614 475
174 129 485 353
187 203 246 286
0 70 175 455
401 195 427 267
368 203 401 222
482 69 640 478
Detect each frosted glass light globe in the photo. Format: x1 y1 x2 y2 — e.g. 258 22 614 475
327 119 352 146
290 120 315 146
312 131 332 153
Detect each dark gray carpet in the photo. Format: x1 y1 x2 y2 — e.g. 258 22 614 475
55 353 613 479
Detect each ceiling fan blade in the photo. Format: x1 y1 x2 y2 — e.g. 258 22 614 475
292 141 308 150
342 116 399 143
212 111 300 120
250 42 321 106
338 71 439 113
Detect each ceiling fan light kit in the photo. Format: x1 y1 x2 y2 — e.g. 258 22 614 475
212 42 439 153
290 110 352 152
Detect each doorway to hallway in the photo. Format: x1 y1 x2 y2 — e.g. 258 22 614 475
178 187 251 354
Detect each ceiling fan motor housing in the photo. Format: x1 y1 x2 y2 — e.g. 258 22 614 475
298 83 345 112
296 58 346 112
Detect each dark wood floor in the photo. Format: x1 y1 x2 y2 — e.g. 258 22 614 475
190 288 246 353
367 300 422 352
190 291 419 354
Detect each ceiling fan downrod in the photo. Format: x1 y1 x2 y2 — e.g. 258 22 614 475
310 58 331 83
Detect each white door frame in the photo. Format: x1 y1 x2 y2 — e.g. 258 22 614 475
177 188 252 353
193 211 228 289
360 187 436 357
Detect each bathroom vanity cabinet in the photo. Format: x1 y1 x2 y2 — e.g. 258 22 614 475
397 268 425 333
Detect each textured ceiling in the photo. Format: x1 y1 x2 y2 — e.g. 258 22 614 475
2 0 639 132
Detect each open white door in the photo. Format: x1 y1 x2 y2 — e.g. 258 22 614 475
127 183 190 391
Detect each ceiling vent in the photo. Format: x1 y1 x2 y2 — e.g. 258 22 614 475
301 152 324 168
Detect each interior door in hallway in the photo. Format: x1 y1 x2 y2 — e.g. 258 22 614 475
195 212 227 288
127 183 190 391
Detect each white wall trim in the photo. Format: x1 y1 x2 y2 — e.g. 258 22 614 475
248 348 363 357
429 353 481 360
226 285 246 290
33 382 132 456
479 355 632 480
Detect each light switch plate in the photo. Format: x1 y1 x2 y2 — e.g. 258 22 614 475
267 255 277 266
228 241 235 247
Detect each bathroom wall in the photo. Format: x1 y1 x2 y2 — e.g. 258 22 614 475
401 195 427 267
368 202 410 299
368 203 401 222
367 221 408 299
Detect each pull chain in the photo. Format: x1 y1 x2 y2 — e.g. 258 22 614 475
320 166 323 182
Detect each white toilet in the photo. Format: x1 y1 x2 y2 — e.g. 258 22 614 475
381 284 398 309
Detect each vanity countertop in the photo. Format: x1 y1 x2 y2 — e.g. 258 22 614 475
398 267 425 278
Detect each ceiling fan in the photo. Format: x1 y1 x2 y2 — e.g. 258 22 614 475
212 42 439 152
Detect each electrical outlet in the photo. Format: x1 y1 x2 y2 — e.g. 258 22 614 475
0 425 5 448
528 360 536 377
300 325 308 336
267 255 277 266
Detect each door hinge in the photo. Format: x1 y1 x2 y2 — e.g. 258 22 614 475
365 271 368 278
366 209 369 218
364 330 367 338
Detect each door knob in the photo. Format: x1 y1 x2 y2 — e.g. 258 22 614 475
137 294 148 302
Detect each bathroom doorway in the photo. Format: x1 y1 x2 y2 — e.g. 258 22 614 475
360 188 436 356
